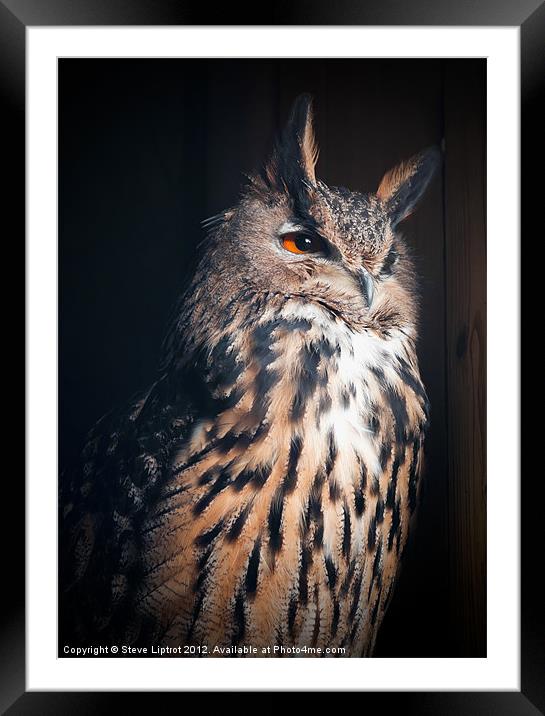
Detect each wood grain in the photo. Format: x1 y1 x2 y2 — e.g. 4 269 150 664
443 60 487 656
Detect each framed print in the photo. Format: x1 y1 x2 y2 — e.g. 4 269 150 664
2 0 538 711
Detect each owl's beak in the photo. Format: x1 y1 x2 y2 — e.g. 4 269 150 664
357 268 375 308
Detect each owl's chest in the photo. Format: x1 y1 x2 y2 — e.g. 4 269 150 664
268 321 417 483
145 316 426 652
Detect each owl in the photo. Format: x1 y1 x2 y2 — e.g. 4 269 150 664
60 94 439 658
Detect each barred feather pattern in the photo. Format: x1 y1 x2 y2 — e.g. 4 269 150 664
133 294 427 656
61 289 427 657
59 375 199 646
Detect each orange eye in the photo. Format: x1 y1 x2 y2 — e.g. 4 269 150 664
281 232 325 255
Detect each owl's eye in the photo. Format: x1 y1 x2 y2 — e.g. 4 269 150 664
281 232 326 255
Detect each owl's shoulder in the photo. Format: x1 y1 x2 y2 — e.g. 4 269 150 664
59 372 201 645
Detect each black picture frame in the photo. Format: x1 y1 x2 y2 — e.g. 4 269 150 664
4 0 538 711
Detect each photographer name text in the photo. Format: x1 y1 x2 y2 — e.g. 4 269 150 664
63 644 346 656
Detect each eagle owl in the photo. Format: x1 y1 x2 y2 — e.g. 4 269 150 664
60 95 439 657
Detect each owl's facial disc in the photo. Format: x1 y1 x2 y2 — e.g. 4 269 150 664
277 219 376 309
278 219 375 309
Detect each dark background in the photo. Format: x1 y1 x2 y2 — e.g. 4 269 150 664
59 58 486 658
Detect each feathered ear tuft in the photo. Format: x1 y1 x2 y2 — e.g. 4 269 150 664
377 146 441 226
262 94 319 196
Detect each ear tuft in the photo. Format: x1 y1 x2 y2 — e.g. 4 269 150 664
296 94 319 184
263 93 319 193
377 146 441 225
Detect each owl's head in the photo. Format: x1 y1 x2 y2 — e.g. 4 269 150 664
189 95 440 346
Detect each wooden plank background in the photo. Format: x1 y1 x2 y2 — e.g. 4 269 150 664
443 60 487 656
59 58 486 657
